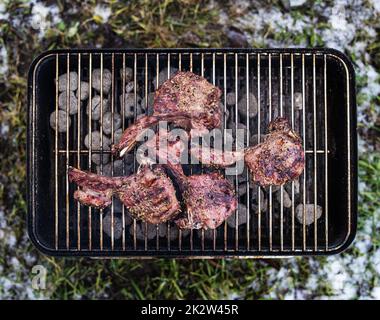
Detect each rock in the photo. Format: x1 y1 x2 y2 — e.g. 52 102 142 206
159 224 190 240
120 93 142 118
98 160 124 176
91 68 112 94
168 226 179 240
238 93 258 119
249 185 267 211
251 200 268 213
91 153 110 166
125 213 133 226
125 81 139 93
227 204 247 228
141 92 155 111
131 223 156 240
238 171 248 183
84 131 111 150
263 185 281 193
76 81 89 101
203 229 215 240
219 102 230 121
102 112 122 135
226 92 236 106
223 108 230 122
58 71 78 92
180 31 201 45
238 182 248 196
114 128 123 144
119 67 133 82
231 122 247 133
86 95 110 120
58 91 78 115
276 189 292 208
226 27 249 48
123 162 135 176
250 134 266 146
123 152 135 165
112 160 124 176
285 179 301 195
103 212 123 240
153 67 178 89
180 228 191 238
50 110 71 132
296 204 322 225
113 199 123 214
294 179 300 194
158 224 167 237
294 91 303 110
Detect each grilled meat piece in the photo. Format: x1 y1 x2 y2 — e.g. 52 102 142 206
190 144 245 167
244 117 304 186
116 166 181 224
153 71 222 129
112 71 222 157
190 117 305 187
68 167 120 209
141 128 186 166
68 166 181 224
112 113 191 157
73 189 113 209
165 164 237 230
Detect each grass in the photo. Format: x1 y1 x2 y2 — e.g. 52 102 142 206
0 0 379 299
358 154 380 245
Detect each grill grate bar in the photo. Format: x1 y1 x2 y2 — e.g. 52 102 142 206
77 53 82 250
133 53 137 251
121 53 126 251
290 53 295 251
65 54 70 250
268 53 272 251
313 54 318 251
302 53 307 251
212 52 217 251
55 149 328 154
257 53 262 251
156 53 161 252
110 53 115 251
223 53 228 252
88 53 93 251
54 54 59 250
99 53 104 251
177 53 182 252
166 53 171 251
246 53 250 251
279 53 284 251
234 53 239 251
324 54 329 250
201 53 205 251
189 52 194 252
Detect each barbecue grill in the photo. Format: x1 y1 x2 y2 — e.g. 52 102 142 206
27 48 357 258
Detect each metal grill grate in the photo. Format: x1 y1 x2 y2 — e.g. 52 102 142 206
28 49 357 258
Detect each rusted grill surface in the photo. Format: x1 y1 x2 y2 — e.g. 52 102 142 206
28 49 357 257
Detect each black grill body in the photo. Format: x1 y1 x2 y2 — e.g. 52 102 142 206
27 48 357 258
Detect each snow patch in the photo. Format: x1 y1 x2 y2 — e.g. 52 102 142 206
93 4 112 23
30 1 61 39
0 1 9 20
